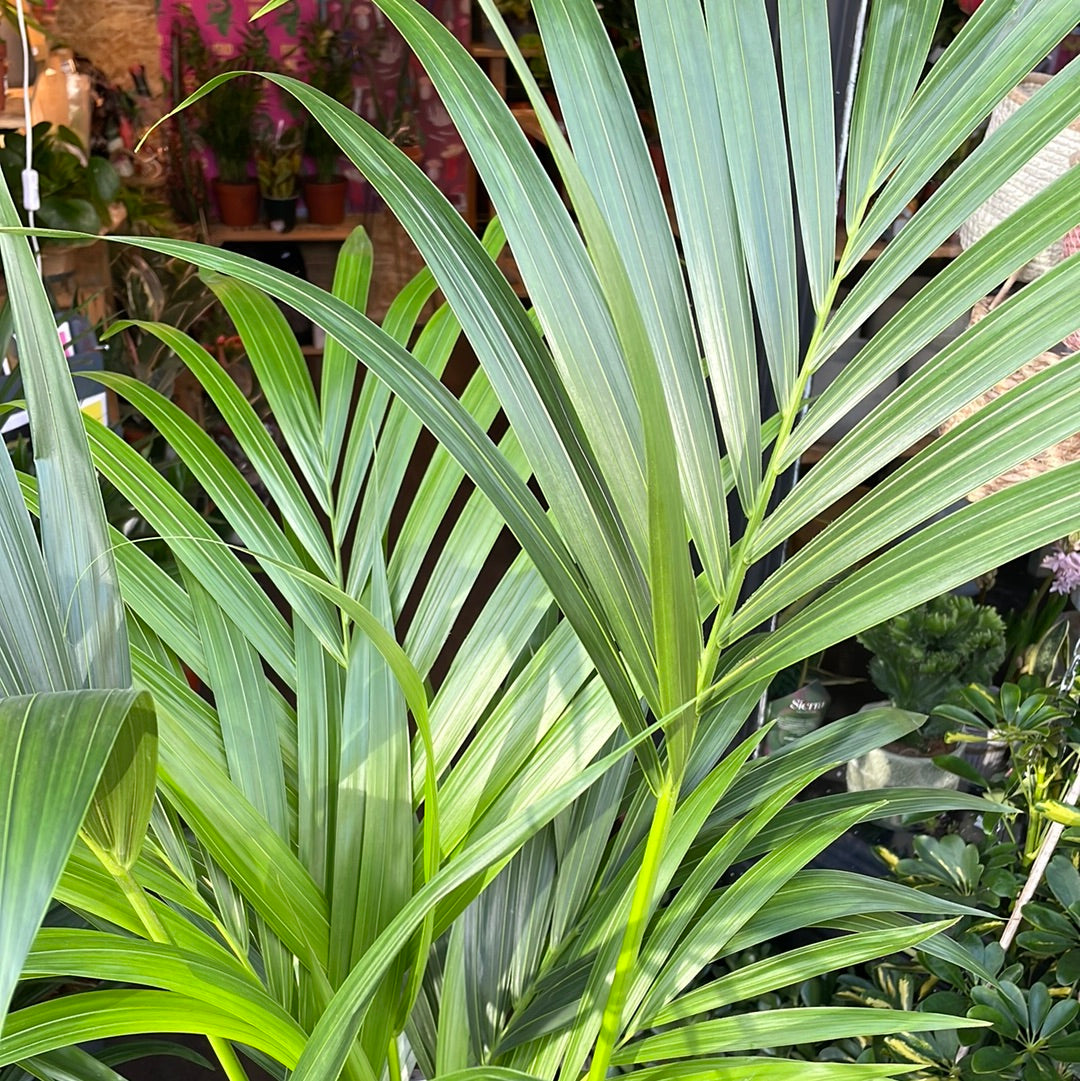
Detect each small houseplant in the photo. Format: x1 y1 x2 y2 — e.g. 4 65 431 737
0 122 120 282
298 15 352 224
254 115 303 232
0 123 120 239
175 15 270 226
847 594 1007 791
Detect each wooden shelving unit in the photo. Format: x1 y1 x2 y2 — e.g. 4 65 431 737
206 214 366 247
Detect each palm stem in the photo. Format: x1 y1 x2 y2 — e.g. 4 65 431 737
586 778 677 1081
81 834 252 1081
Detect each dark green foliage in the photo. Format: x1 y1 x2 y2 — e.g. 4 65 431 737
0 124 119 237
859 595 1007 714
297 18 354 182
175 16 272 183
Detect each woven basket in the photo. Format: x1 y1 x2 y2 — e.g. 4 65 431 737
1065 223 1080 351
959 73 1080 281
940 298 1080 501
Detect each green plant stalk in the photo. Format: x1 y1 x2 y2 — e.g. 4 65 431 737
699 249 849 693
586 777 677 1081
386 1032 401 1081
80 833 252 1081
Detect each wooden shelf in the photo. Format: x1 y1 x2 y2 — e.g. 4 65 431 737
469 41 544 59
509 104 546 142
207 213 366 246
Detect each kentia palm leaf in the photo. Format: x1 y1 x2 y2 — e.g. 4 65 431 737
0 176 157 1044
3 0 1080 1079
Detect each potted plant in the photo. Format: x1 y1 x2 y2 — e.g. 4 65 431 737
0 122 120 280
254 115 302 233
175 15 270 227
297 16 352 225
936 679 1076 837
847 594 1007 791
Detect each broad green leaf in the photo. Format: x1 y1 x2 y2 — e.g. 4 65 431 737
330 556 414 1064
102 320 336 580
648 920 956 1027
321 226 373 484
0 990 299 1069
22 929 304 1059
0 690 148 1024
537 0 730 594
779 0 835 309
295 620 341 894
206 274 329 512
129 646 229 780
79 693 157 874
706 0 798 405
183 573 288 841
0 182 127 689
637 0 758 512
435 924 470 1076
612 1007 984 1063
844 0 940 229
0 441 71 694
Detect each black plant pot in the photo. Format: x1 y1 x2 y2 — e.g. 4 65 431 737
262 194 298 233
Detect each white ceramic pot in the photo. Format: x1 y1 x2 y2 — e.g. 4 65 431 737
845 745 961 793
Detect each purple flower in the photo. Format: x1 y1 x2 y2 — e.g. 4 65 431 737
1042 547 1080 595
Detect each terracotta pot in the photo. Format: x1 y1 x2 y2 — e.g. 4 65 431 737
303 176 348 226
214 179 259 228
